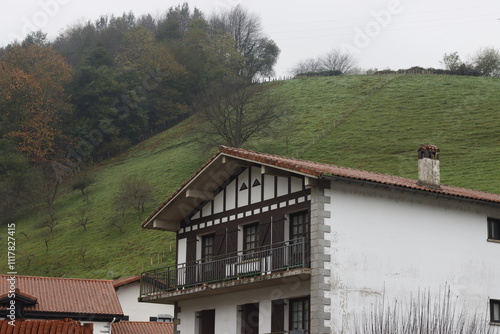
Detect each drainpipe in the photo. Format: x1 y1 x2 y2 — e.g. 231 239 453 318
109 317 117 334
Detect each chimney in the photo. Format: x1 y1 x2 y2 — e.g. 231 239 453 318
417 145 441 190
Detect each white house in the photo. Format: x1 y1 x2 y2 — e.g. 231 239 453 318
114 276 174 322
139 145 500 334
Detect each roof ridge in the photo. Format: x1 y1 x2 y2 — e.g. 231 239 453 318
0 274 114 283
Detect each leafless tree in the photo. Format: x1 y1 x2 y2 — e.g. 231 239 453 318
290 57 323 76
114 176 154 218
209 5 280 81
290 48 358 76
40 229 53 251
108 215 128 234
74 201 94 230
321 48 358 74
199 78 284 148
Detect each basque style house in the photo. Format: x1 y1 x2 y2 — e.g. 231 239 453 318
140 146 500 334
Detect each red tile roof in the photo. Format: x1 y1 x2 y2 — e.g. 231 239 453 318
0 319 93 334
112 321 174 334
221 146 500 204
113 276 141 289
143 146 500 229
0 275 123 317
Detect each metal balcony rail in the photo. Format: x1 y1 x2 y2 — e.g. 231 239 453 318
140 238 309 298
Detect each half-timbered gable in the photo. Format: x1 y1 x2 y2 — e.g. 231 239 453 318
178 164 311 265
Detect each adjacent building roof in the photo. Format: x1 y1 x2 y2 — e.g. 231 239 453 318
112 321 174 334
0 319 93 334
113 276 141 289
0 275 123 318
143 146 500 231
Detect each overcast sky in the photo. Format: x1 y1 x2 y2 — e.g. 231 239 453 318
1 0 500 77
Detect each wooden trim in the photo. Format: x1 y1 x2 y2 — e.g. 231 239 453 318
182 189 311 228
180 193 310 240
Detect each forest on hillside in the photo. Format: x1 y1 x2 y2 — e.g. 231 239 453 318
0 3 280 225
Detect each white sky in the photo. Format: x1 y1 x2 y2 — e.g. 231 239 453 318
1 0 500 77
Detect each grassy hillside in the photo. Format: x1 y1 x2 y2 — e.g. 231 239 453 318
3 74 500 279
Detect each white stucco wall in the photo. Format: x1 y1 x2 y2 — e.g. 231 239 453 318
324 181 500 333
177 279 310 334
117 282 174 321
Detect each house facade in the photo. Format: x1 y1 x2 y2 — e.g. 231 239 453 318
140 146 500 334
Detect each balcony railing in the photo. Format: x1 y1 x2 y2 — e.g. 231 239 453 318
140 238 309 298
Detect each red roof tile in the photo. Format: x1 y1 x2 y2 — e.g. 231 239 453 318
0 275 123 316
113 276 141 289
221 146 500 204
0 319 93 334
143 146 500 229
112 321 174 334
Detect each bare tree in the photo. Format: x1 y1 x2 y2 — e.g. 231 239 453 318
40 229 53 251
71 170 96 197
200 78 284 148
291 48 358 76
108 215 128 234
321 48 358 74
209 5 280 81
114 176 154 218
74 201 94 230
290 57 323 76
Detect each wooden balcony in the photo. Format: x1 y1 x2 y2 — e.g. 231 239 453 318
139 238 310 303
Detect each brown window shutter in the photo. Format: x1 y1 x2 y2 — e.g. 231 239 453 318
272 214 285 243
259 217 271 247
226 225 239 254
186 235 197 264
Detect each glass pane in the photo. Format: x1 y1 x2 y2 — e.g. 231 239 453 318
494 302 500 321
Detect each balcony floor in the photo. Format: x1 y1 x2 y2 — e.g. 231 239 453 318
140 268 310 304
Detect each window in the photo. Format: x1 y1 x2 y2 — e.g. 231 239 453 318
289 297 310 333
202 234 215 260
488 218 500 241
491 299 500 323
243 223 259 252
290 211 309 241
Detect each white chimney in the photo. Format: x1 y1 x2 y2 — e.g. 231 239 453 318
417 145 441 189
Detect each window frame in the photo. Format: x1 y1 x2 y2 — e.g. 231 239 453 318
289 296 310 333
201 233 216 260
488 218 500 242
243 223 259 252
491 299 500 324
289 210 310 242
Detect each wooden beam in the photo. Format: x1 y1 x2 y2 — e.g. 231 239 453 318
186 189 214 201
152 219 179 231
261 165 291 177
304 177 318 187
